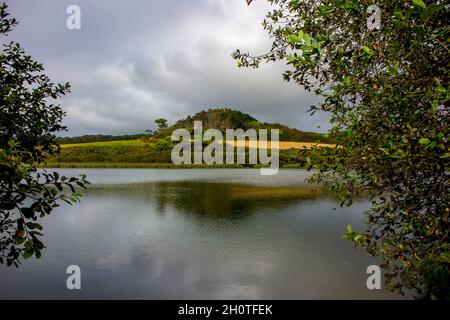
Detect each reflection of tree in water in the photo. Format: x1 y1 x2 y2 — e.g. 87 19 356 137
148 182 324 219
89 181 325 219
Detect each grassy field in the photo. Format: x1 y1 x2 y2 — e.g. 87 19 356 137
60 139 335 150
226 140 334 150
41 162 244 169
48 138 332 168
41 162 306 169
230 185 323 200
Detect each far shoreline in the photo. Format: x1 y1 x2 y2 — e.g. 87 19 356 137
40 162 306 169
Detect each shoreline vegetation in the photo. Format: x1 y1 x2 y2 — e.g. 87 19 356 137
59 139 334 150
39 162 305 169
46 140 331 169
46 139 332 169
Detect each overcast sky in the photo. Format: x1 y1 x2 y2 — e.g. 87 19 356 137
5 0 330 136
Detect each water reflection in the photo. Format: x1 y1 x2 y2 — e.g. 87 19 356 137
0 169 403 299
92 181 324 219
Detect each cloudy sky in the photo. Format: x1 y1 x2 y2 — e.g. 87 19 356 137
5 0 329 136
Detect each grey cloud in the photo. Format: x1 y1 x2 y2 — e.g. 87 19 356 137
5 0 330 136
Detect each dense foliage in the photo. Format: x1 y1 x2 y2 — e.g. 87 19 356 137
0 4 88 266
234 0 449 298
167 108 333 142
56 134 147 144
154 118 168 131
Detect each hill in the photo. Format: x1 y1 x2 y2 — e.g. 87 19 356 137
153 108 332 143
58 108 334 144
46 108 336 168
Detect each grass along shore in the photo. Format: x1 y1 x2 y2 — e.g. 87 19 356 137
47 138 332 168
40 162 243 169
40 162 305 169
59 139 334 150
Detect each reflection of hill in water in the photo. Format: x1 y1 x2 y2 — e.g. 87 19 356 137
88 181 326 219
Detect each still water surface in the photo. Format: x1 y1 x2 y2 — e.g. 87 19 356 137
0 169 402 299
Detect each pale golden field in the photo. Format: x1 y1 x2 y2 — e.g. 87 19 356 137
60 139 335 150
229 185 322 200
223 140 334 150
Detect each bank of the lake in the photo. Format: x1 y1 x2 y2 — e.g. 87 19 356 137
40 162 304 169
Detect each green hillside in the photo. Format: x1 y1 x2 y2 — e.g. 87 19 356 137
57 108 334 144
47 108 334 168
153 108 331 143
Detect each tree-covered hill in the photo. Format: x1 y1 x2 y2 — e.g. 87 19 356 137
153 108 333 143
58 108 333 144
48 108 335 167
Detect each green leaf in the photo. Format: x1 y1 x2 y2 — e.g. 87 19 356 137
304 34 311 46
420 3 446 20
26 222 43 230
412 0 427 10
14 237 26 245
22 249 34 259
388 61 400 75
24 241 33 250
343 76 351 87
436 87 446 94
362 46 373 56
20 207 34 219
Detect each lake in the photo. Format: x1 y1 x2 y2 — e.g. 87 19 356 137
0 169 402 299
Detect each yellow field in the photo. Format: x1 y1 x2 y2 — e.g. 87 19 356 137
223 140 334 150
60 139 334 150
230 185 322 200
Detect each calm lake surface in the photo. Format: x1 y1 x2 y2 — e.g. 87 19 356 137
0 169 402 299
